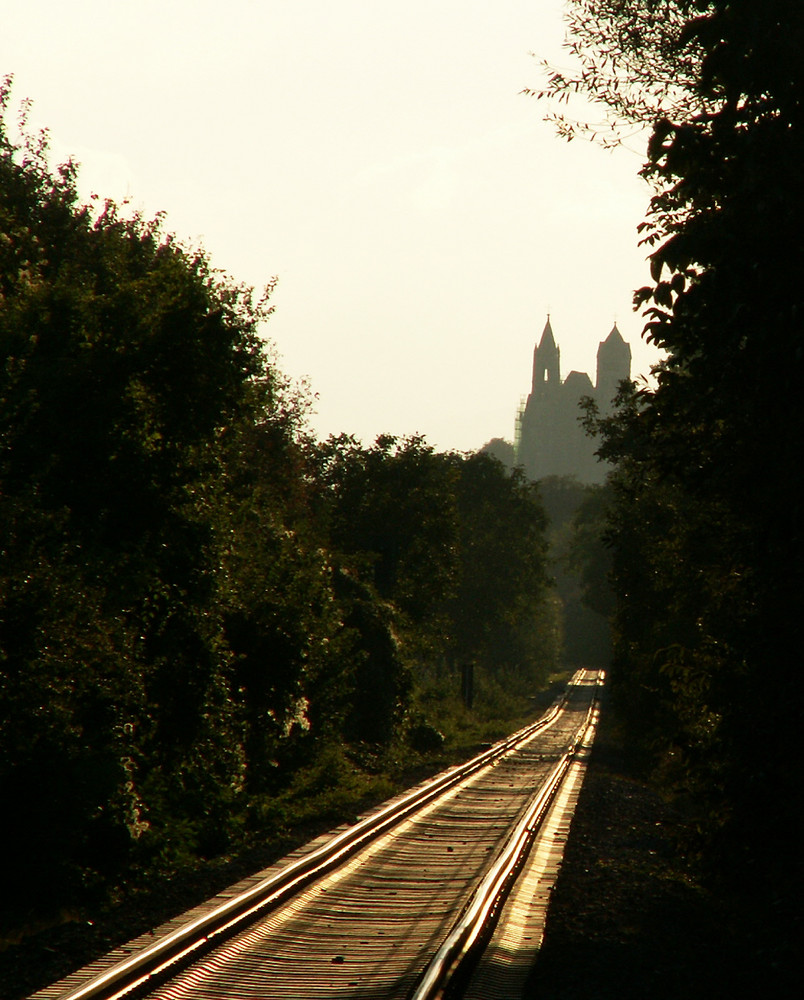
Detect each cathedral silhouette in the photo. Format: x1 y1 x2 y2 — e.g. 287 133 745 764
515 317 631 483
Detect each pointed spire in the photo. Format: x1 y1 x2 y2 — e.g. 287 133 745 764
540 314 556 349
532 315 560 391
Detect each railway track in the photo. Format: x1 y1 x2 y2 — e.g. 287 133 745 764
35 669 602 1000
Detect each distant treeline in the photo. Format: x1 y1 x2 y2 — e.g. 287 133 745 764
0 79 563 932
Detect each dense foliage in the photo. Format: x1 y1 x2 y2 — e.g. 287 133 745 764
539 476 612 666
0 79 559 936
316 436 560 730
544 0 803 977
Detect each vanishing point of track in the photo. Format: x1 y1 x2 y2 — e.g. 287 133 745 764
35 669 602 1000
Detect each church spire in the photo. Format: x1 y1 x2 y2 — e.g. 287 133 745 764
540 315 556 347
532 315 560 392
596 321 632 405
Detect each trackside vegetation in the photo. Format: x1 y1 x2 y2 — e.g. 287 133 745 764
536 0 804 984
0 78 563 947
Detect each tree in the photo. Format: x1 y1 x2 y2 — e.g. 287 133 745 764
526 0 706 146
312 433 461 740
316 439 559 719
317 434 459 642
0 79 302 918
444 453 557 684
538 2 804 977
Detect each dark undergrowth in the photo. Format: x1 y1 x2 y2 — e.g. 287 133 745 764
526 685 795 999
0 669 571 1000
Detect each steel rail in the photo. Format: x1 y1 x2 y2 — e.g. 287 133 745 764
409 672 602 1000
53 678 583 1000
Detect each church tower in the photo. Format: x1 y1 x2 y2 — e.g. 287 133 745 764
595 322 632 410
531 316 560 395
516 317 632 484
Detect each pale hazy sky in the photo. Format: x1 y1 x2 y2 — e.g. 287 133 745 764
4 0 662 453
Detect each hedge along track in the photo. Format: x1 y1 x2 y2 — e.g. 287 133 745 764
37 669 602 1000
